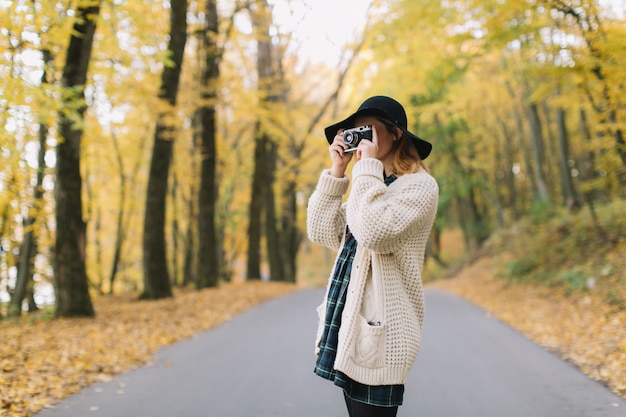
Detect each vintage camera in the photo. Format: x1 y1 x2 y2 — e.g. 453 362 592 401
342 125 373 152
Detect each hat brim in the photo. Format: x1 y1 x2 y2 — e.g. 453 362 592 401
324 108 432 160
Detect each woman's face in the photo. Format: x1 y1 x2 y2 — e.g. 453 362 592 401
354 115 398 162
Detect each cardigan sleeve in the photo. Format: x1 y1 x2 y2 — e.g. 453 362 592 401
346 158 439 254
306 170 351 251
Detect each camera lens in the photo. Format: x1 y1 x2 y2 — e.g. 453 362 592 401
343 131 355 145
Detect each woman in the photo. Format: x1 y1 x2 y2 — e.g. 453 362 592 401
307 96 439 417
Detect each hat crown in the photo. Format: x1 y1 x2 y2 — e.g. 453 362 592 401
357 96 407 129
323 95 432 160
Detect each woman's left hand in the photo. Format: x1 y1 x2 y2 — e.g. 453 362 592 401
357 124 379 160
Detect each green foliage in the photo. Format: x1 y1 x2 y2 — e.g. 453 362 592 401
554 268 589 293
503 258 538 282
530 199 554 224
494 198 626 305
349 0 626 248
27 305 56 323
605 289 626 310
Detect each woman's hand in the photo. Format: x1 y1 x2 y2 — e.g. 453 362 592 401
329 130 353 177
357 124 379 160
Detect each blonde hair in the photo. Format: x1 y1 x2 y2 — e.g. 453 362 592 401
380 120 429 175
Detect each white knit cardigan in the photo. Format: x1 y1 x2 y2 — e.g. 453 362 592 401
307 158 439 386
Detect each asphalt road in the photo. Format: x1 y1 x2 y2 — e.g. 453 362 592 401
36 288 626 417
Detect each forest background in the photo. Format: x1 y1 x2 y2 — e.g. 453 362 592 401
0 0 625 413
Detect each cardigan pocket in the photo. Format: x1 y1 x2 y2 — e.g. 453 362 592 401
353 315 386 368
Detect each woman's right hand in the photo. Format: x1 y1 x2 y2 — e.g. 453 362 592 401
329 131 353 178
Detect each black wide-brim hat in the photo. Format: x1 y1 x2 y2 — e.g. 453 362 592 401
324 95 432 160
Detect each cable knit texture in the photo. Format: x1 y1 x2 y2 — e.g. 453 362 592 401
307 158 439 386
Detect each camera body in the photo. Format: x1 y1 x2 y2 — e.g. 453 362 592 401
342 125 373 152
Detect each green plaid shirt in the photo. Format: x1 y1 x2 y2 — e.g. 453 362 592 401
314 174 404 407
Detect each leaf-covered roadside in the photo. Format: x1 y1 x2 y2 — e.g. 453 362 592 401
431 256 626 400
0 281 297 417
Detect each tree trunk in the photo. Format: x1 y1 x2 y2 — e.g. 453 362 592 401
540 101 558 197
556 106 580 209
578 108 604 201
9 49 52 316
170 172 180 286
279 181 300 282
247 127 267 281
183 204 195 287
196 102 220 288
487 128 507 228
607 108 626 186
577 109 611 240
505 82 538 206
108 131 127 294
496 115 518 220
265 141 284 281
425 225 446 267
247 0 275 281
92 203 104 293
108 128 148 294
0 199 10 317
526 103 550 204
553 3 626 180
610 112 626 171
435 114 490 249
196 0 221 289
54 3 100 318
142 127 173 299
141 0 188 299
514 105 537 204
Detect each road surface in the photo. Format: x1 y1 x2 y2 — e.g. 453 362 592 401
36 288 626 417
